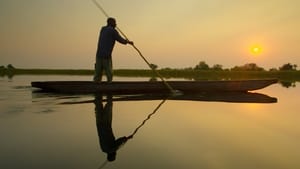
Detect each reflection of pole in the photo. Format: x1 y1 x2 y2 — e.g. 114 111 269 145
128 99 167 138
98 160 108 169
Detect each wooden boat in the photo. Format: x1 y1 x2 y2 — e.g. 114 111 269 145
31 79 278 94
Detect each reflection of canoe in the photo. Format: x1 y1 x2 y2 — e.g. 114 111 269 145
61 92 277 104
31 79 277 94
113 92 277 103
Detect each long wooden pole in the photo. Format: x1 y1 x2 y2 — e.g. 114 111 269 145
91 0 180 94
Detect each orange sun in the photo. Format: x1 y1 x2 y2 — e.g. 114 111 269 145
250 45 262 55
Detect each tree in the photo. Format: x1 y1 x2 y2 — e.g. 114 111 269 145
231 63 264 71
194 61 209 70
212 64 223 71
279 63 297 71
0 66 5 75
7 64 15 70
293 64 297 70
245 63 264 71
269 68 278 71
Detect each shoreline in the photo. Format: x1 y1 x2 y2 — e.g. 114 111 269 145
1 68 300 80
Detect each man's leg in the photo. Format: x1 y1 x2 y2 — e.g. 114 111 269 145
93 57 103 82
103 58 113 82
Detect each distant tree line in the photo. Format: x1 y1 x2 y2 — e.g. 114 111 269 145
0 64 93 78
1 62 299 78
1 62 298 73
149 61 300 88
1 63 300 88
187 61 298 71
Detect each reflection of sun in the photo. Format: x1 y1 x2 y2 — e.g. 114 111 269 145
250 45 262 55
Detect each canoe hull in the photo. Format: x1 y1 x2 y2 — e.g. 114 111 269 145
31 79 278 94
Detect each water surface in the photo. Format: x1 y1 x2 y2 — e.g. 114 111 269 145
0 75 299 169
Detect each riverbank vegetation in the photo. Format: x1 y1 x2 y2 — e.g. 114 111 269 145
1 62 299 87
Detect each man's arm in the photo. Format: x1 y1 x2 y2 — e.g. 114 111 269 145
114 30 133 45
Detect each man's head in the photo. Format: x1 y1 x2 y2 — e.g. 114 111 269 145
107 152 116 161
107 17 116 28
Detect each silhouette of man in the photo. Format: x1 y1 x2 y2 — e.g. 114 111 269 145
94 94 129 161
94 17 133 82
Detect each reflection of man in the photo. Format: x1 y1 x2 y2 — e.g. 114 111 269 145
94 94 129 161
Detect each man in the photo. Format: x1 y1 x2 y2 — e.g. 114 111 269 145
94 17 133 82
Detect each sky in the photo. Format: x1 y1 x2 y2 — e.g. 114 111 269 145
0 0 299 69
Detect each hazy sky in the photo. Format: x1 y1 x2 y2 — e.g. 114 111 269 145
0 0 299 69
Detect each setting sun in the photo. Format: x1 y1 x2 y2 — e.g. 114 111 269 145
250 46 263 55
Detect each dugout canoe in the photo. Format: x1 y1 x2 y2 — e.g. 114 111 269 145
31 79 278 94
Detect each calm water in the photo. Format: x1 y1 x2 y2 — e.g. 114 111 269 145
1 75 300 169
